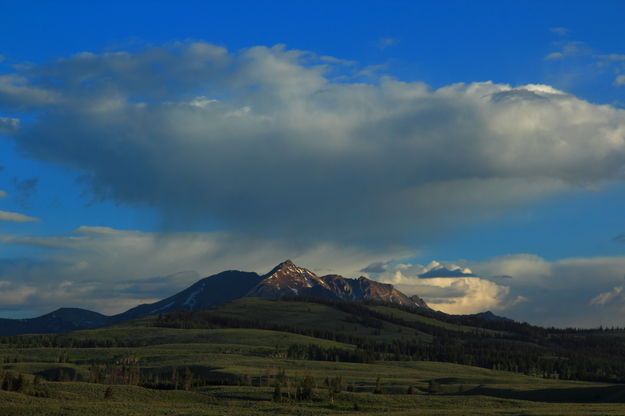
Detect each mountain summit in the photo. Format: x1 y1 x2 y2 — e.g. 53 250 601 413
0 260 428 336
247 260 428 308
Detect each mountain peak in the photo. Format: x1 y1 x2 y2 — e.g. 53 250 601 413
264 259 306 277
278 259 296 268
253 260 326 297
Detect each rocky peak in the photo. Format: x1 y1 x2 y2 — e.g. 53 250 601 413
247 260 429 309
409 294 430 309
265 259 296 275
263 260 322 282
249 260 329 298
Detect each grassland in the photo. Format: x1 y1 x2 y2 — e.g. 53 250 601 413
2 298 625 415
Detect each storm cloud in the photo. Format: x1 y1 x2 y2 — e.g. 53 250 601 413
1 42 625 244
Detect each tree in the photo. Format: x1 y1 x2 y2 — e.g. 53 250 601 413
104 386 114 400
2 372 14 391
14 374 26 393
272 383 282 402
298 375 315 401
428 379 441 394
373 377 383 394
182 367 193 391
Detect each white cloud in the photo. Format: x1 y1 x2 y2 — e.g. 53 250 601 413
375 37 398 50
361 254 625 325
0 190 7 198
467 254 625 326
0 74 59 109
6 223 625 326
590 285 624 306
614 74 625 86
545 41 590 60
364 260 511 314
597 54 625 61
2 42 625 245
0 225 410 315
0 210 39 223
468 254 552 288
549 27 570 36
0 117 19 135
400 277 509 315
3 43 625 324
0 281 37 305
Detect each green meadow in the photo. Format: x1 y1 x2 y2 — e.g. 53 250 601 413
2 298 625 415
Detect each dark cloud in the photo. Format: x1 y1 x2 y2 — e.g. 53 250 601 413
360 262 388 274
419 267 476 278
493 275 513 279
612 233 625 244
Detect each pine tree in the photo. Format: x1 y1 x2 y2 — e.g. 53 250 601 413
373 377 383 394
299 375 315 400
428 379 441 394
272 383 282 402
104 386 114 400
182 367 193 391
15 374 26 393
2 372 14 391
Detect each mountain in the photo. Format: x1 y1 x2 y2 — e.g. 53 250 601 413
0 308 111 336
116 270 263 321
120 260 428 320
471 310 513 322
247 260 426 307
409 294 430 309
0 260 428 336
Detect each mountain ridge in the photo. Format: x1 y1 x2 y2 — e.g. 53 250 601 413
0 260 430 336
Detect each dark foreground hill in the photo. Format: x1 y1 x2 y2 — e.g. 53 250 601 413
0 260 429 336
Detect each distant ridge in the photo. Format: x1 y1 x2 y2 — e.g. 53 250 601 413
471 310 513 322
0 260 432 336
0 308 110 336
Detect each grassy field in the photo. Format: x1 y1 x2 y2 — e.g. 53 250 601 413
2 299 625 415
3 355 625 415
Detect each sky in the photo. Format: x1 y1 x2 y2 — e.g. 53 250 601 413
2 0 625 327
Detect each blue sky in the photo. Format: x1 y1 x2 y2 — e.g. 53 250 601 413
2 1 625 326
